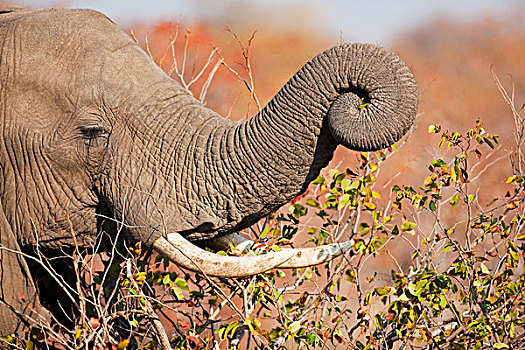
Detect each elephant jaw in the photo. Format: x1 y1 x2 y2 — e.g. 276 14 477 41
152 232 353 277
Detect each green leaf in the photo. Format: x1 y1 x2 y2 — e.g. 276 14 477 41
269 244 282 252
363 201 376 210
438 137 446 148
431 159 447 167
341 178 351 191
401 220 416 232
259 226 269 240
429 200 437 212
398 292 410 301
225 322 240 338
483 137 494 148
162 274 172 285
175 277 189 291
245 317 261 334
439 295 447 308
408 283 417 296
307 227 318 235
392 225 399 235
451 166 459 182
306 198 320 208
415 279 427 291
290 204 307 218
506 175 517 184
358 223 370 235
392 142 399 152
172 287 184 300
312 175 325 185
374 286 394 296
335 173 346 184
412 250 420 260
488 197 498 206
306 332 315 344
450 194 459 210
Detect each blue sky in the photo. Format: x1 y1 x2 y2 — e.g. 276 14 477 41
11 0 523 44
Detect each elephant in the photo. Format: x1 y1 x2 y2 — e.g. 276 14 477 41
0 3 418 335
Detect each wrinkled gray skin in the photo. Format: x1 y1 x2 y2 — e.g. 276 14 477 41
0 3 418 334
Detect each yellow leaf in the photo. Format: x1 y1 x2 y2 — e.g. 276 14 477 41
363 202 376 210
374 286 395 296
162 274 171 285
392 142 399 151
118 339 130 350
506 175 517 184
134 272 146 282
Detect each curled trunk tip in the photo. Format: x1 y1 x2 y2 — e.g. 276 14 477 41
324 43 419 151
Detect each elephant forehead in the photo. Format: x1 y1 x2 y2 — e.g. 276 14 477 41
1 8 139 98
1 8 129 63
1 7 174 114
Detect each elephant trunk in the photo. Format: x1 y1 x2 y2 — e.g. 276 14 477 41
188 43 418 239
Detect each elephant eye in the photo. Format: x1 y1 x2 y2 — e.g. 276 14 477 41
80 125 108 140
80 125 110 150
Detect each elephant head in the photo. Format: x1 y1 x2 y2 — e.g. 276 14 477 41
0 4 417 332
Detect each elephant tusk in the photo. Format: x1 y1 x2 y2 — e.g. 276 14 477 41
152 232 297 278
274 240 354 268
204 233 354 269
